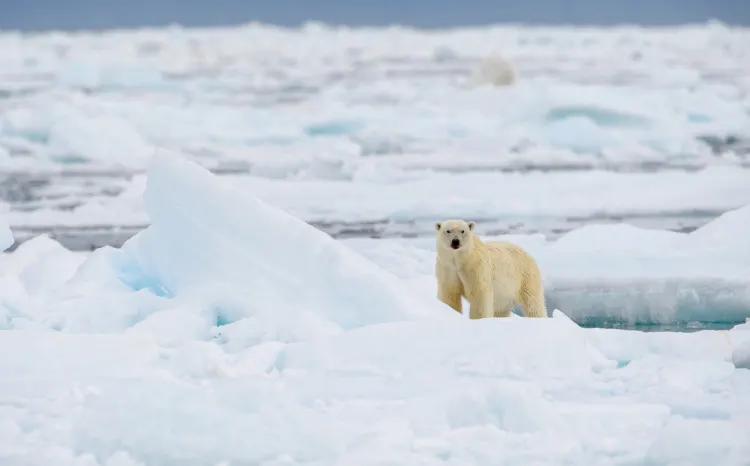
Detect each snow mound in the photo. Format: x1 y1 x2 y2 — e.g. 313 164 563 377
118 153 449 343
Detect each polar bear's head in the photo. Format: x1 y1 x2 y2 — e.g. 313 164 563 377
435 219 475 252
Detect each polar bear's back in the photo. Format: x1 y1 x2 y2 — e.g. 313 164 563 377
482 240 542 289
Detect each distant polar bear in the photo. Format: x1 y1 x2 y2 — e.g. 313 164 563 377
471 55 516 87
435 219 547 319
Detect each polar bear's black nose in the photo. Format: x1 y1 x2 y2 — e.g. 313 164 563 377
450 238 460 249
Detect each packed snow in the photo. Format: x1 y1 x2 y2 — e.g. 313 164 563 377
1 154 750 465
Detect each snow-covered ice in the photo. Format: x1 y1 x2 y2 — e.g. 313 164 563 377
1 153 749 465
1 21 750 465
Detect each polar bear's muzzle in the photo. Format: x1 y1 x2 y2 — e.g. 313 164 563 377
450 238 461 249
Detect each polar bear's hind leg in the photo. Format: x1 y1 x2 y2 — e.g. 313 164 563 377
518 282 547 318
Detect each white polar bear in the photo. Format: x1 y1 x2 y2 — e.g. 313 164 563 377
434 219 547 319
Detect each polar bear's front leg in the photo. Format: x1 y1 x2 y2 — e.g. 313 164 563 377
461 264 494 319
436 265 463 314
438 283 463 314
469 291 494 319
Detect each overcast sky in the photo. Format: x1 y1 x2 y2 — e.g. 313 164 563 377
1 0 748 31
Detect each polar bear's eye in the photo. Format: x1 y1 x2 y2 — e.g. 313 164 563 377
461 229 465 234
446 229 451 234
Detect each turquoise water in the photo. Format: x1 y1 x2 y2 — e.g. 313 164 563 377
577 318 740 333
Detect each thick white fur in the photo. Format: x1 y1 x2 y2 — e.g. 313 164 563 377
435 219 547 319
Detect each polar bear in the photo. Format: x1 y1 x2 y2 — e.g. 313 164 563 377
435 219 547 319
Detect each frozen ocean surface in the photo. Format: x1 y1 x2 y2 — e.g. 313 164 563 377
1 154 750 465
1 21 750 465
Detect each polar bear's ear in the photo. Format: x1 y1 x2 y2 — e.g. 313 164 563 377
468 221 475 231
435 222 442 231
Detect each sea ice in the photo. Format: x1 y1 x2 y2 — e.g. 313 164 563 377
2 23 750 173
119 154 450 336
0 153 749 465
